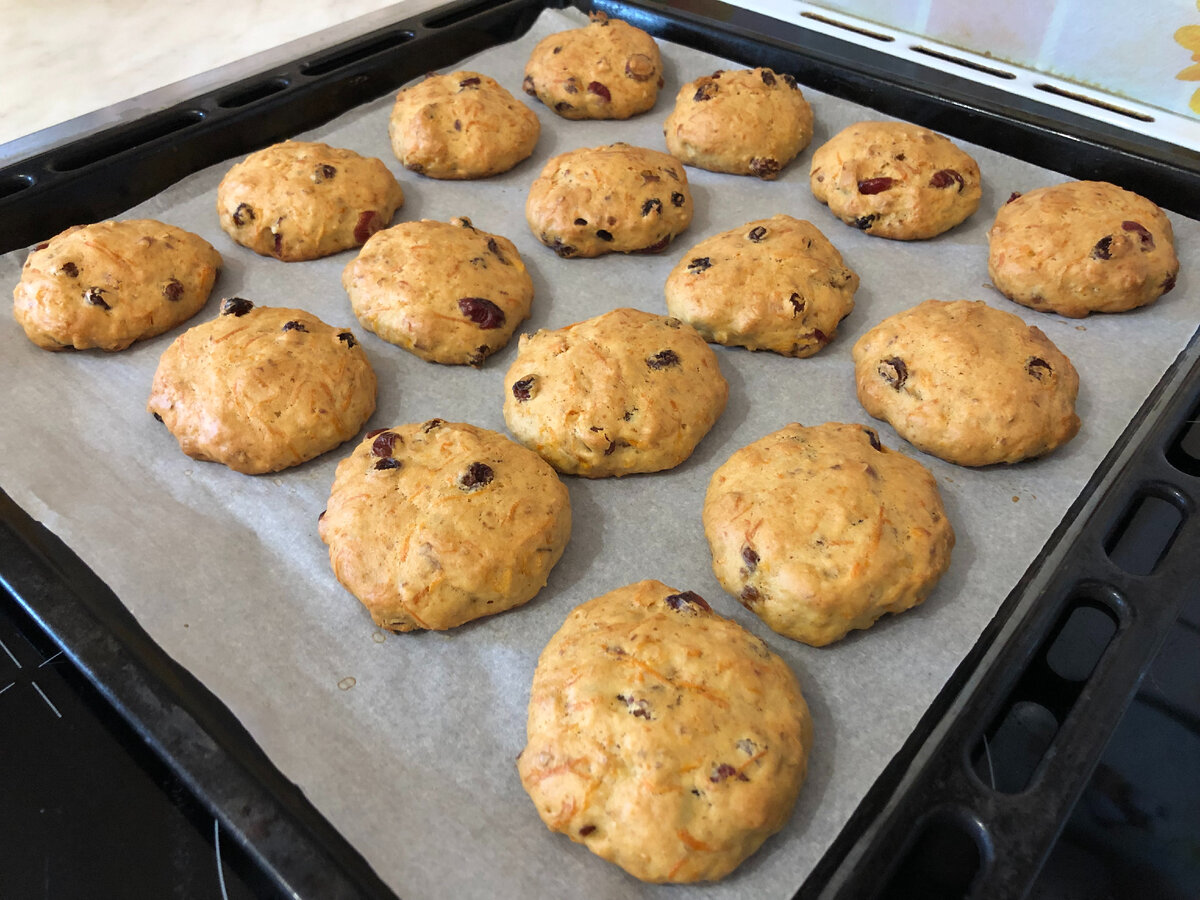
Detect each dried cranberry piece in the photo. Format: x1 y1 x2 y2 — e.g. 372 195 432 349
579 825 596 836
1006 191 1022 204
687 257 712 274
152 412 163 423
664 590 711 612
486 237 509 264
929 168 964 190
407 162 425 174
596 229 614 242
554 101 574 113
1091 235 1113 260
1162 272 1177 294
354 210 379 244
33 241 49 251
338 332 358 348
60 261 79 278
858 177 896 195
366 428 389 439
789 293 805 316
83 287 110 309
853 214 878 231
314 164 337 182
552 45 562 54
1121 220 1155 250
864 427 882 451
281 320 308 333
631 235 672 254
641 170 662 184
512 376 537 401
760 69 777 86
617 694 652 719
671 191 686 207
458 76 481 89
273 232 284 256
641 198 662 216
588 81 611 101
710 763 749 783
742 546 759 571
232 203 255 226
782 72 798 89
522 75 537 96
647 349 680 369
711 70 724 79
1026 357 1052 380
625 54 655 81
422 419 444 432
374 458 402 471
694 81 719 102
740 585 760 606
879 356 908 389
458 297 505 329
749 157 780 178
222 297 254 316
747 225 768 243
455 216 475 230
158 279 183 302
372 431 399 457
460 462 494 490
549 237 576 257
453 119 462 131
563 80 579 94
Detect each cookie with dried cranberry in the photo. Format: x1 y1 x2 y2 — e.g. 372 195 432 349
664 215 858 357
525 143 693 258
503 308 727 477
663 67 813 179
852 299 1080 466
518 578 813 883
342 217 532 366
217 141 404 261
148 300 376 474
988 180 1179 318
810 121 981 240
388 70 540 179
319 420 571 632
522 11 663 120
704 423 954 647
13 220 221 351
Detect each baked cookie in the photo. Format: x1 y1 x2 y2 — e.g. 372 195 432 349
518 579 813 883
525 143 692 258
987 180 1180 318
342 217 533 366
148 299 376 474
389 70 540 179
319 420 571 632
663 67 813 179
704 423 955 646
810 121 981 240
503 308 727 477
664 214 858 356
522 11 663 120
852 299 1081 466
13 220 221 351
217 141 404 261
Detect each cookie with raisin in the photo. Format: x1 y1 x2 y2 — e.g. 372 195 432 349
148 300 376 474
342 217 532 366
389 70 540 179
319 420 571 632
852 300 1080 466
988 180 1179 318
664 215 858 356
13 220 221 351
503 308 727 477
217 141 404 261
518 579 812 883
525 143 693 258
810 121 981 240
663 67 813 179
522 11 663 120
704 423 954 646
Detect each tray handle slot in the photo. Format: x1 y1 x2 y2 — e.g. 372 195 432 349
1104 487 1187 576
216 77 291 110
47 110 206 173
871 807 987 899
0 173 34 202
798 11 894 43
425 0 514 29
299 28 415 78
1166 396 1200 477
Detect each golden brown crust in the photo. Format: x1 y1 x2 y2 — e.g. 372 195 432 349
987 180 1180 318
664 214 858 356
147 302 376 474
216 141 404 261
319 420 571 631
852 299 1081 466
518 579 812 883
388 71 540 179
13 220 221 351
502 308 728 477
704 423 955 646
663 67 813 179
342 217 533 366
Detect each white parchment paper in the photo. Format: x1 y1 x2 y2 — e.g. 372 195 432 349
2 9 1197 898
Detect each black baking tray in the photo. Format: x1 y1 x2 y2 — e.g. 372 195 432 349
2 1 1198 897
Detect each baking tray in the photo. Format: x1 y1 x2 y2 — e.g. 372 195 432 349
1 0 1198 897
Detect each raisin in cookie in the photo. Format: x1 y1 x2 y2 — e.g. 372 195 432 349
518 579 812 883
810 121 981 240
217 141 404 261
988 180 1180 318
13 220 221 351
704 423 954 646
342 217 532 366
319 420 571 632
852 300 1080 466
663 67 813 179
664 215 858 356
525 143 692 258
522 11 663 120
503 308 727 477
148 299 376 474
389 71 540 179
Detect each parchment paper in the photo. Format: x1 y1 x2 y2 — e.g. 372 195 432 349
2 9 1197 898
